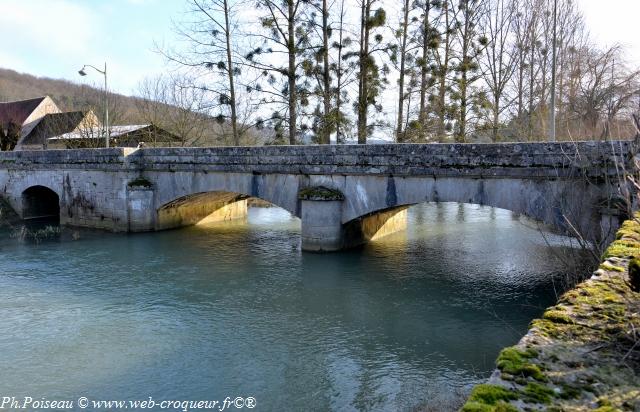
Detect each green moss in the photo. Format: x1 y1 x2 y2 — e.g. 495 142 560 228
575 282 625 305
522 382 555 404
616 219 640 242
600 261 625 273
593 407 617 412
543 309 574 325
558 384 581 400
603 242 640 259
461 401 518 412
298 186 345 201
128 177 153 189
496 347 546 381
615 229 640 241
461 402 493 412
466 384 518 405
529 319 566 338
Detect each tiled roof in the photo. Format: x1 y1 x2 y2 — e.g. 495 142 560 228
21 111 90 145
0 96 47 126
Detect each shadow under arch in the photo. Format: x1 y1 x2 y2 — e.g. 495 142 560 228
155 191 297 231
21 185 60 221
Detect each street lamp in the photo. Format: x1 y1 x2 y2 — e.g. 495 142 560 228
78 62 109 148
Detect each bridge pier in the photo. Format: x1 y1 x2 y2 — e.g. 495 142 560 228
301 199 344 252
299 187 408 252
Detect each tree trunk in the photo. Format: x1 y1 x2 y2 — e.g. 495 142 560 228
357 0 372 144
418 2 431 142
528 17 536 141
321 0 331 144
223 0 239 146
457 18 470 143
396 0 410 143
492 96 500 142
288 0 297 145
335 0 345 144
436 1 450 142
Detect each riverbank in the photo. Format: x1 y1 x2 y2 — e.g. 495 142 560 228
462 217 640 411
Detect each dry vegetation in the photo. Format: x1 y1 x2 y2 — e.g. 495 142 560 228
0 67 268 146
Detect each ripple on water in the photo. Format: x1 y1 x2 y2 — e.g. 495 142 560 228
0 203 589 410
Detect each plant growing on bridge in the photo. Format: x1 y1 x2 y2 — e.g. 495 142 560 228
127 177 153 189
298 186 345 201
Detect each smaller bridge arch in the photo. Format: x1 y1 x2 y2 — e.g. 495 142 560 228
21 185 60 221
156 191 251 230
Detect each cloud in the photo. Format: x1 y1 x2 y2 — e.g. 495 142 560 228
0 0 98 59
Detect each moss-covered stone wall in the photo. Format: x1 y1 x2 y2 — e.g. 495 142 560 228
462 216 640 411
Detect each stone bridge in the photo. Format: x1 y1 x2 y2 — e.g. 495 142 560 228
0 141 635 251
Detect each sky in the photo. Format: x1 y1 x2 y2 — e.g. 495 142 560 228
0 0 639 97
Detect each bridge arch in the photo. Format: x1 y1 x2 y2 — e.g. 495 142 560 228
340 175 605 239
21 185 60 221
153 189 299 231
148 172 301 219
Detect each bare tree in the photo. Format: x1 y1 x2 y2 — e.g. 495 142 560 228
136 74 210 146
481 0 517 141
433 0 457 141
393 0 416 142
331 0 358 143
414 0 439 141
161 0 243 145
571 46 640 139
452 0 488 142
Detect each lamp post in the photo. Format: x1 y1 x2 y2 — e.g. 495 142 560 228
78 62 109 148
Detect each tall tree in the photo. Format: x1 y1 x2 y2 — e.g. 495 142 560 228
305 0 335 144
355 0 387 144
319 0 332 144
163 0 242 145
415 0 439 141
433 0 457 141
332 0 350 143
394 0 414 142
481 0 517 141
248 0 310 144
452 0 488 142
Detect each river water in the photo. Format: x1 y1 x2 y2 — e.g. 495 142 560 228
0 203 589 411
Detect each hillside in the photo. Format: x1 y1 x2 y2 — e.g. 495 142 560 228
0 67 142 125
0 67 267 146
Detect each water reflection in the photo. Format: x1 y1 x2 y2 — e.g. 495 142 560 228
0 203 589 411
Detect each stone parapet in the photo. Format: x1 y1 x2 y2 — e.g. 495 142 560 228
0 142 633 179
